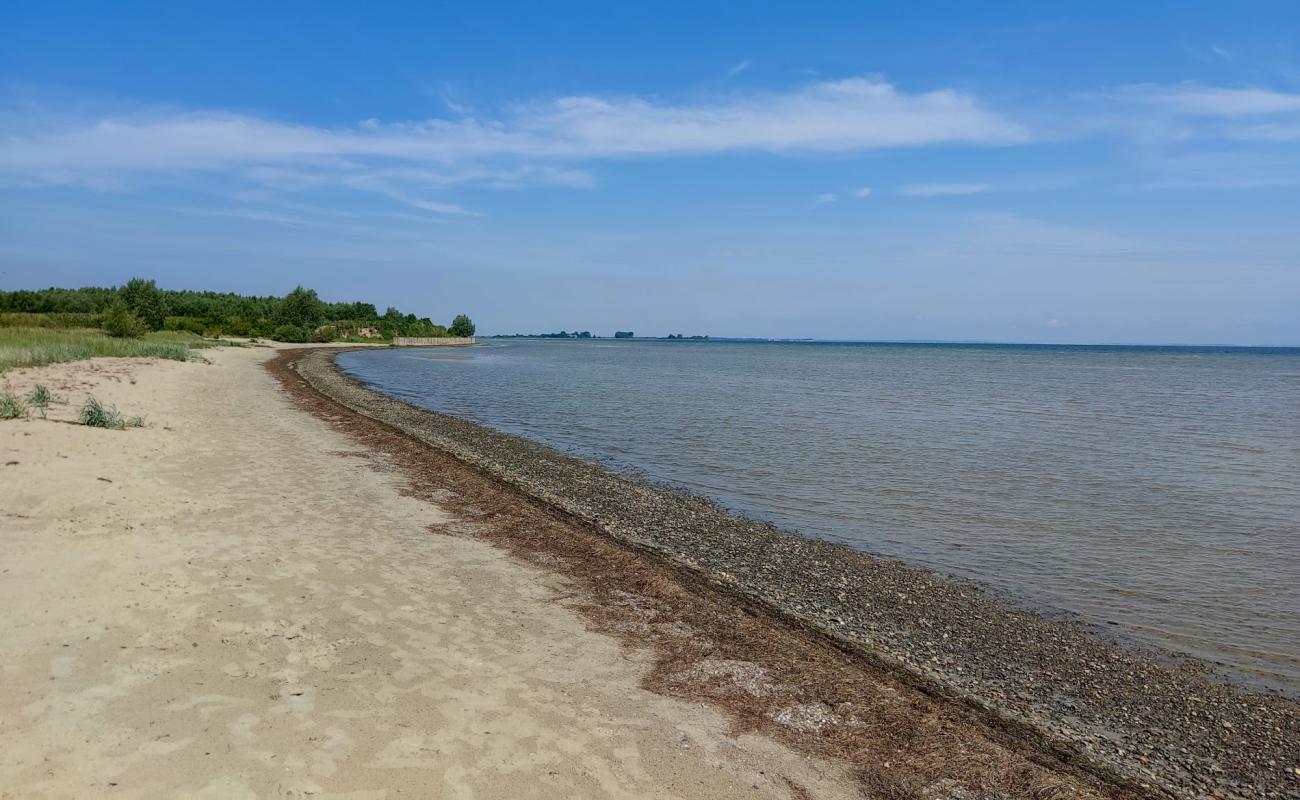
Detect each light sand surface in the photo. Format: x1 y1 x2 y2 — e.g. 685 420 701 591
0 347 855 799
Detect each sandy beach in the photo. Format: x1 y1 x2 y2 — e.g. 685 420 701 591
0 346 857 799
3 344 1294 799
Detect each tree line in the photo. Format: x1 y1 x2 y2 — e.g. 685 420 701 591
0 280 474 342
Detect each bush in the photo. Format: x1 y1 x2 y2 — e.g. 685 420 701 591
102 302 147 338
225 317 254 336
0 312 102 329
163 316 207 335
312 325 339 343
272 324 311 343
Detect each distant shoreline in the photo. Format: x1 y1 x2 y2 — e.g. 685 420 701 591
284 346 1299 800
483 336 1300 353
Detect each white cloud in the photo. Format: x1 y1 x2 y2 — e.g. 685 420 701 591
852 186 872 198
898 182 990 197
0 77 1027 188
815 192 837 204
726 59 752 77
526 78 1027 155
1119 83 1300 116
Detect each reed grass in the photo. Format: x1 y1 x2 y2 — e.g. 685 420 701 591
0 327 192 372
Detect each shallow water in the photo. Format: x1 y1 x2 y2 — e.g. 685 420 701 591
339 340 1300 692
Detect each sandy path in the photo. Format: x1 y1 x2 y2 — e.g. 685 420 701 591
0 347 853 799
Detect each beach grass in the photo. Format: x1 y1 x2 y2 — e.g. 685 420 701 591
27 384 54 418
0 392 28 419
77 396 145 430
0 327 195 372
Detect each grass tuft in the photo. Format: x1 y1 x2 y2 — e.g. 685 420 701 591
28 384 52 407
77 396 145 430
0 392 28 420
26 384 55 418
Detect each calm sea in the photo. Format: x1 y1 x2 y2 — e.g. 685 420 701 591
338 340 1300 693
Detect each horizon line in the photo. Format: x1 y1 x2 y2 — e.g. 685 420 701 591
481 334 1300 349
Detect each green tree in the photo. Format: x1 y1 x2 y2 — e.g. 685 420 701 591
449 314 475 337
102 301 146 338
275 286 324 329
120 278 167 331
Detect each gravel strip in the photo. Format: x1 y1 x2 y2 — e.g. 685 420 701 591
296 348 1298 800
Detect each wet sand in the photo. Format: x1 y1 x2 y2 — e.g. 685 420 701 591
0 346 856 798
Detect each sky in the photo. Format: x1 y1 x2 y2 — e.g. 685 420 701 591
2 1 1299 344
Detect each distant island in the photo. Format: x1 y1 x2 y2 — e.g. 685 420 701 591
493 330 594 339
490 331 710 340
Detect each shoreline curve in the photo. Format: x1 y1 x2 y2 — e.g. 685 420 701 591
280 346 1299 800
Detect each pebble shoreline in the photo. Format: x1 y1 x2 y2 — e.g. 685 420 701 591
296 348 1298 799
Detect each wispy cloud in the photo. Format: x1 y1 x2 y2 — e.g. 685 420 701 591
815 192 837 204
1118 83 1300 116
177 206 317 226
8 77 1298 218
852 186 873 198
0 77 1027 186
726 59 752 77
898 182 990 197
1134 150 1300 189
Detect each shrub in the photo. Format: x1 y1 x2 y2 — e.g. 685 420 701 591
0 312 102 329
0 393 27 420
312 325 339 343
78 396 144 430
225 317 254 336
102 302 147 338
163 316 207 335
272 324 310 343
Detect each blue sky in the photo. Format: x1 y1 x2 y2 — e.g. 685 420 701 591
2 1 1298 343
